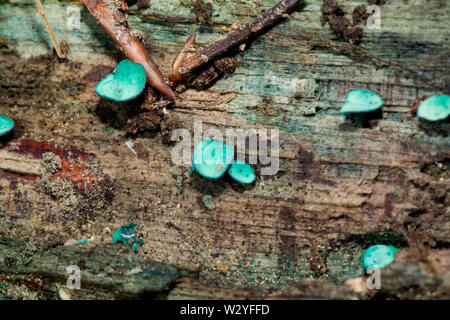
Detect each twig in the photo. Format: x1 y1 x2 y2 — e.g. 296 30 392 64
171 0 302 82
169 33 196 85
81 0 175 99
35 0 65 60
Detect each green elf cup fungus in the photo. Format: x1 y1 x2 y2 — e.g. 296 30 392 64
417 95 450 121
113 222 143 252
228 160 256 184
363 245 399 270
339 89 383 114
95 60 146 102
339 89 383 126
0 114 14 136
192 140 234 179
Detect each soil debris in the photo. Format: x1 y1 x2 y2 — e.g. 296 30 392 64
41 152 62 174
320 0 364 45
352 5 370 26
191 0 214 25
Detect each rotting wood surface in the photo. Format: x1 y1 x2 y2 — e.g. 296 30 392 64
0 0 449 299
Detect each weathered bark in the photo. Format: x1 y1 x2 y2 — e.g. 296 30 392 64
0 0 448 299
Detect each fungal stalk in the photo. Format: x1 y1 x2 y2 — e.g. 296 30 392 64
81 0 175 99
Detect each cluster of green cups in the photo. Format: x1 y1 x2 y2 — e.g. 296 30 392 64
191 140 256 184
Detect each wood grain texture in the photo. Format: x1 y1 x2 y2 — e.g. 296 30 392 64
0 0 449 299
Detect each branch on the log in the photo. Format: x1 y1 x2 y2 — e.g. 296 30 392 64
170 0 303 84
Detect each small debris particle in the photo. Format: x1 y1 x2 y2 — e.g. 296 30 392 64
192 0 214 25
202 195 215 210
125 140 138 157
4 257 16 268
58 288 71 300
321 0 364 45
41 152 62 174
216 263 228 274
352 5 370 26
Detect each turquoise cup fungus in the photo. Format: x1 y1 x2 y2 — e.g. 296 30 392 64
339 89 383 114
228 160 256 184
192 140 234 180
0 114 14 136
113 222 144 252
417 95 450 121
95 59 147 102
339 89 384 126
363 245 399 270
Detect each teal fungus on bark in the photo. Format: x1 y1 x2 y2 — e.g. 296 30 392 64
113 223 144 252
363 245 399 270
417 95 450 121
191 140 234 180
95 60 147 102
228 160 256 184
339 89 383 125
0 114 14 136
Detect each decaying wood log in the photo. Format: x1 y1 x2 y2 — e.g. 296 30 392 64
0 0 449 299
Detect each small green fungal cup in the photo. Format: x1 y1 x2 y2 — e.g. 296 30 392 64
95 60 147 102
339 89 383 115
113 222 143 252
192 140 234 180
228 160 256 184
417 95 450 121
363 244 399 270
0 114 14 136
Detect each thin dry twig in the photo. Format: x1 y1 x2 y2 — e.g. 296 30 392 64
81 0 175 99
35 0 65 59
170 0 302 83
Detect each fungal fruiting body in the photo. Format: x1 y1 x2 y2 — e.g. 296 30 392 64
81 0 175 99
417 95 450 121
339 89 383 114
363 245 399 270
113 222 144 252
0 114 14 136
228 160 256 184
95 60 147 102
192 140 234 179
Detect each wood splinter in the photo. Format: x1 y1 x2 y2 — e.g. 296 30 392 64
170 0 302 84
35 0 66 60
81 0 175 99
